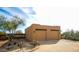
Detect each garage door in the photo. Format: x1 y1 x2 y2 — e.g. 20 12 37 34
33 29 47 41
48 30 59 40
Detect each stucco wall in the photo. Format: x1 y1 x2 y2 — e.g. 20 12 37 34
25 24 61 41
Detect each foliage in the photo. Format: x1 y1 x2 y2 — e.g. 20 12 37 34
0 15 7 32
62 30 79 41
61 31 70 39
0 31 5 35
0 15 25 41
10 16 25 33
74 31 79 41
0 15 25 33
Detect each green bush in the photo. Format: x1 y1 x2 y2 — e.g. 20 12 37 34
62 30 79 41
0 31 6 35
74 31 79 41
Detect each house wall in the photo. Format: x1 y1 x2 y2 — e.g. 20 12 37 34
25 24 61 41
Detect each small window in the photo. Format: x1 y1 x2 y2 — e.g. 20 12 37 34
50 29 59 31
36 29 47 31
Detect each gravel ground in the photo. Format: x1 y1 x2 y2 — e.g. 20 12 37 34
0 40 8 47
1 39 79 52
34 39 79 52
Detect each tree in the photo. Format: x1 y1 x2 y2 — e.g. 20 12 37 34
70 30 75 40
0 15 7 32
9 16 25 34
62 30 79 41
0 15 25 41
74 31 79 41
61 31 71 39
0 15 25 34
0 15 26 50
5 16 25 41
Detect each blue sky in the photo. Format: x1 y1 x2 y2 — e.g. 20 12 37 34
0 7 36 32
0 7 35 18
0 6 79 33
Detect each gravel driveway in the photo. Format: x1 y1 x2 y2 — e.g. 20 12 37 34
34 39 79 52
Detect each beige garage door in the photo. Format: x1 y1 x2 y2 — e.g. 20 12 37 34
33 29 47 41
48 30 59 40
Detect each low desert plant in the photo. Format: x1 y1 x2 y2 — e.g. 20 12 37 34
62 30 79 41
0 31 5 35
30 41 40 47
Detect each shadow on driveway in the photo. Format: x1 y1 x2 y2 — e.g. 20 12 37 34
38 40 59 45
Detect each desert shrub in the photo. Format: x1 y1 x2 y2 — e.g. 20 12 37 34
30 41 40 47
61 30 72 39
0 31 5 35
74 31 79 41
0 32 6 40
62 30 79 41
